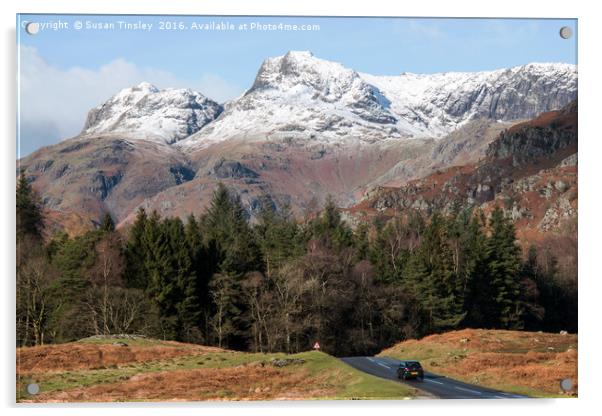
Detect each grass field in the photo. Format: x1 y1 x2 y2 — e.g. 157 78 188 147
378 328 578 398
17 336 418 402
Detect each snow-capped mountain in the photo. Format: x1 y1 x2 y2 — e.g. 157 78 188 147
82 82 223 144
178 51 577 149
360 62 577 138
79 52 577 150
180 51 402 149
20 51 578 235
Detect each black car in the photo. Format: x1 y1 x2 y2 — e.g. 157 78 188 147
397 361 424 381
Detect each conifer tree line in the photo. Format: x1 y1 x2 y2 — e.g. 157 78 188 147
16 174 577 355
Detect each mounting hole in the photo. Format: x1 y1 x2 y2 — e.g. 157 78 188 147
559 26 573 40
25 22 40 35
26 383 40 395
560 378 573 392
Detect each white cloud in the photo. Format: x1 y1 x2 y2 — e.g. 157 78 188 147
18 46 243 156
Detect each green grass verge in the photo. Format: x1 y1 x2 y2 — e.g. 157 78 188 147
291 351 417 400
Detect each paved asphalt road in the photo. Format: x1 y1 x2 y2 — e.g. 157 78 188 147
340 356 528 399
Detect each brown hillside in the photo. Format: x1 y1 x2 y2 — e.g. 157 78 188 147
379 328 577 397
17 337 418 402
17 338 226 375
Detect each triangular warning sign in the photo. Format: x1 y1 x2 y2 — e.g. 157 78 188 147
313 342 320 350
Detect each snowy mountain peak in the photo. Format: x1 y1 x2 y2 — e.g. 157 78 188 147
180 54 576 150
249 50 360 96
111 82 160 103
283 50 314 60
82 84 223 144
360 62 577 137
136 81 159 91
79 52 576 151
178 51 400 149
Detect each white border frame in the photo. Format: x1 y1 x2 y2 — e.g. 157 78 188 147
2 1 600 415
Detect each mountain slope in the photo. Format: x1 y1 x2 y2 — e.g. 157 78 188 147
18 52 578 234
379 329 577 397
361 62 576 138
347 101 578 243
179 53 576 149
19 135 194 235
370 118 515 188
179 51 403 149
17 337 418 402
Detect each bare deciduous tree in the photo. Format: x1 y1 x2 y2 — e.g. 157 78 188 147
85 235 125 335
209 273 238 348
17 237 59 346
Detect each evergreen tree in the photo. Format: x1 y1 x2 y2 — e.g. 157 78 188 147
201 183 261 274
354 223 370 261
404 214 465 332
308 195 354 251
141 211 174 336
518 245 546 330
255 199 303 278
184 214 216 340
165 218 202 341
100 212 115 232
140 215 203 340
16 172 43 240
485 207 524 329
201 185 264 348
50 230 105 341
46 231 69 260
124 208 148 289
185 214 202 253
458 211 490 327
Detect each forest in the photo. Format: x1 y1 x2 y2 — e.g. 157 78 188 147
16 173 577 356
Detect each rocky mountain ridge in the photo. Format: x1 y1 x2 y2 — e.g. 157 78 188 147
18 52 578 235
179 52 577 149
346 100 578 242
82 82 223 144
78 52 577 149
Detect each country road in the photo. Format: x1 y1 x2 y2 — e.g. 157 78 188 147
340 356 528 399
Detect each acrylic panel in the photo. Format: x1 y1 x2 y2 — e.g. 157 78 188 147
16 14 578 402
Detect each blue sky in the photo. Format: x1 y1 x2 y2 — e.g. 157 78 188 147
17 15 577 156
